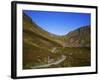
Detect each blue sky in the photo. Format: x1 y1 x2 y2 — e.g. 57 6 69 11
23 10 91 35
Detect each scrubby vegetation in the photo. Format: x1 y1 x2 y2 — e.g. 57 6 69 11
23 13 91 69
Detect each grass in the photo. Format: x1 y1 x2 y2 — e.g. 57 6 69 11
23 13 91 69
23 46 90 69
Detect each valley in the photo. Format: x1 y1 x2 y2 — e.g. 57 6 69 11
23 13 91 69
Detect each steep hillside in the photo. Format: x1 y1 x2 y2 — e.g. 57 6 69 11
23 13 90 48
23 13 63 47
23 13 91 69
23 13 64 51
23 13 63 69
63 26 90 47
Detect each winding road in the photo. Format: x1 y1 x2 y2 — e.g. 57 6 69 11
30 55 66 68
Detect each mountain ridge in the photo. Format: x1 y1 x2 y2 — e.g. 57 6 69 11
23 13 91 69
23 13 90 47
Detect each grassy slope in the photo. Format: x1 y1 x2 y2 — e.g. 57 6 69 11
23 13 91 69
63 26 90 47
23 13 63 69
23 13 64 46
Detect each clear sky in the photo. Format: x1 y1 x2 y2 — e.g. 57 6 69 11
23 10 91 35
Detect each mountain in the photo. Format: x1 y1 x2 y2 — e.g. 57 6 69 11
23 13 64 69
23 13 90 48
23 13 63 51
63 26 90 47
23 13 91 69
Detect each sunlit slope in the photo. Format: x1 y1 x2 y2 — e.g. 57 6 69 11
23 13 63 69
63 26 90 47
23 13 63 49
23 13 91 69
